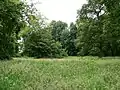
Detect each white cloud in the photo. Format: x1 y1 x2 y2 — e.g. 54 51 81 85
27 0 87 24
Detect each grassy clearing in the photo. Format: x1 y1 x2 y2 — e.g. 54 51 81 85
0 57 120 90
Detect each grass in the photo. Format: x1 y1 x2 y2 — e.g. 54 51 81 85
0 56 120 90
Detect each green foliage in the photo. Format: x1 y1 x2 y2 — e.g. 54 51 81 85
50 20 68 42
1 0 120 59
50 21 77 56
76 0 120 57
67 23 78 56
50 42 68 58
1 57 120 89
0 0 25 60
23 27 67 58
61 22 78 56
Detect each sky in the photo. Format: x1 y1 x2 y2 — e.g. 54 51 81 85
28 0 87 24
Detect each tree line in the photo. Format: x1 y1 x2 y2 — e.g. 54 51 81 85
0 0 120 60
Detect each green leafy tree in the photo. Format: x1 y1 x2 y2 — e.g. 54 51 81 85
76 0 106 56
0 0 25 60
20 13 67 58
23 27 67 58
66 23 78 56
50 20 68 42
102 0 120 56
76 0 120 57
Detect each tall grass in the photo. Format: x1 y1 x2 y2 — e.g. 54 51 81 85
0 57 120 90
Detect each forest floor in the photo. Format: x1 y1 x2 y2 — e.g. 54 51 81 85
0 56 120 90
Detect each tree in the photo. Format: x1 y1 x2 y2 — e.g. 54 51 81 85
19 11 67 58
50 20 68 42
0 0 25 60
76 0 106 56
102 0 120 56
76 0 120 57
23 27 67 58
65 23 78 56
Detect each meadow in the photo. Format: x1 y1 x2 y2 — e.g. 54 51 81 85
0 57 120 90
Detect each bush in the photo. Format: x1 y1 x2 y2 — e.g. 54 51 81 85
23 30 68 58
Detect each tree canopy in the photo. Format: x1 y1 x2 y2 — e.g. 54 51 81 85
1 0 120 60
0 0 25 59
76 0 120 57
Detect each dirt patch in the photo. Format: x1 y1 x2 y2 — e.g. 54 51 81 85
31 58 65 61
